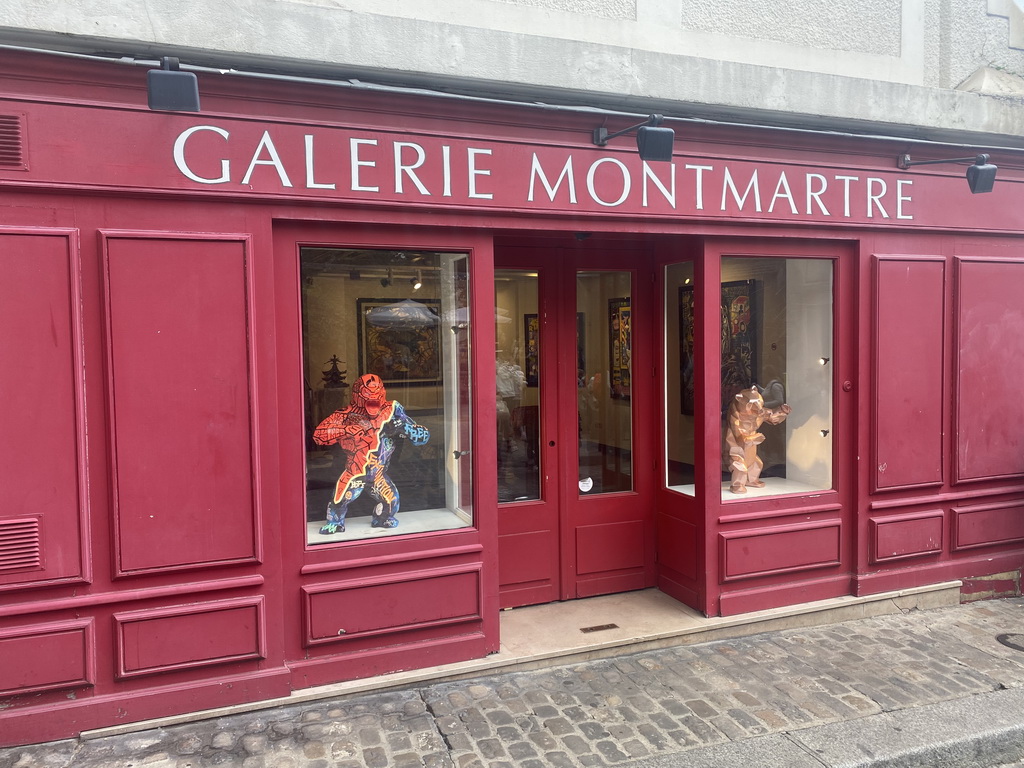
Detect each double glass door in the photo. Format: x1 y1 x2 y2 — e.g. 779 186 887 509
494 246 655 608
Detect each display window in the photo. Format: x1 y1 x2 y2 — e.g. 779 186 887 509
664 257 834 499
300 248 473 544
719 256 833 499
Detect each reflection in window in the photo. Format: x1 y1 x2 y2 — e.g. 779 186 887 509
300 248 473 544
720 257 833 499
578 271 632 495
495 270 540 503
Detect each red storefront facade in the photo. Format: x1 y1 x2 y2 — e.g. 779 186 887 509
2 50 1023 746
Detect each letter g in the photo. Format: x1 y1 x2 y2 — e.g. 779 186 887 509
173 125 230 184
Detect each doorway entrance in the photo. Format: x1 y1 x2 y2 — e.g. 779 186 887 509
494 242 656 609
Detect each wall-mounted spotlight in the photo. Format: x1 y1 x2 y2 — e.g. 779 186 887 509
593 114 674 162
380 268 392 288
819 357 830 366
147 57 201 112
897 153 997 194
411 271 423 291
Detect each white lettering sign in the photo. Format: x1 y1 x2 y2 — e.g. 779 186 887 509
171 125 916 222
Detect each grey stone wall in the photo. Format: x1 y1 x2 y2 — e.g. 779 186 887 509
1 0 1024 143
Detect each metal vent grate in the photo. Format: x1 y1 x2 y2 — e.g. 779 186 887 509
0 114 25 169
0 518 42 572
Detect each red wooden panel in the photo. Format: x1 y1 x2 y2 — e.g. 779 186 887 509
115 598 264 677
955 259 1024 482
0 620 93 695
104 235 257 573
304 568 481 645
720 522 841 582
954 501 1024 550
576 521 645 576
0 230 85 586
498 531 554 587
874 257 944 490
870 510 944 563
656 513 698 581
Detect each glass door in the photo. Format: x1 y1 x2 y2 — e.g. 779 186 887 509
564 257 655 599
495 244 656 606
494 259 559 608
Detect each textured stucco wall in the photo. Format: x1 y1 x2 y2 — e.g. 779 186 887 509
680 0 903 57
1 0 1024 143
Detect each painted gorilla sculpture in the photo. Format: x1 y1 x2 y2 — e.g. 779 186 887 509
725 385 791 494
312 373 430 534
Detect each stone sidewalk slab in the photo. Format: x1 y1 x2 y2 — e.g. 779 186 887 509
626 686 1024 768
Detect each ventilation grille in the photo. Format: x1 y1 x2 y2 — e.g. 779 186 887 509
0 114 26 169
0 518 42 572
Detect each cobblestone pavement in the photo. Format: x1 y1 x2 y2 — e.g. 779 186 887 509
3 598 1023 768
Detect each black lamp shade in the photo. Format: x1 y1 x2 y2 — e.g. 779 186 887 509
966 161 997 194
147 69 201 112
636 125 674 162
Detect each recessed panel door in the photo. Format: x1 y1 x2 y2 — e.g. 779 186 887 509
495 246 655 608
565 255 656 599
494 261 559 607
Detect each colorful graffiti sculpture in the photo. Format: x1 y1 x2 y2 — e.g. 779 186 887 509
725 384 791 494
312 373 430 534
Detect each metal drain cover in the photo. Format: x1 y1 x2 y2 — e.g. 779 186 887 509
996 634 1024 652
580 623 619 634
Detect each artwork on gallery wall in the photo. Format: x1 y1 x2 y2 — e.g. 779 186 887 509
524 313 539 387
524 312 586 388
357 298 441 386
679 280 759 415
608 297 631 400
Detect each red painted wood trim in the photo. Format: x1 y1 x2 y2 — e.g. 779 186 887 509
0 226 91 590
0 575 265 618
871 254 946 492
0 667 292 748
868 485 1024 510
952 256 1024 485
719 520 843 583
718 500 842 524
114 596 267 679
98 230 262 577
718 574 852 616
300 543 484 574
0 618 95 696
869 509 944 563
953 499 1024 551
301 564 483 647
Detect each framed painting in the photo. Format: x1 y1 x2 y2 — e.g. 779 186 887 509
525 312 585 387
679 280 760 414
524 313 539 386
608 297 631 400
357 298 441 386
679 286 696 414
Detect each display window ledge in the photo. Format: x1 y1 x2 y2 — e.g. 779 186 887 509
306 508 471 545
669 477 831 500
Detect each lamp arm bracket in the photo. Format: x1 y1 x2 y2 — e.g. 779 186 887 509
593 114 664 147
898 153 989 170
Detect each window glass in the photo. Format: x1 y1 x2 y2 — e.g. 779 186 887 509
495 270 540 502
301 248 473 544
665 262 697 495
720 257 833 499
577 270 632 494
